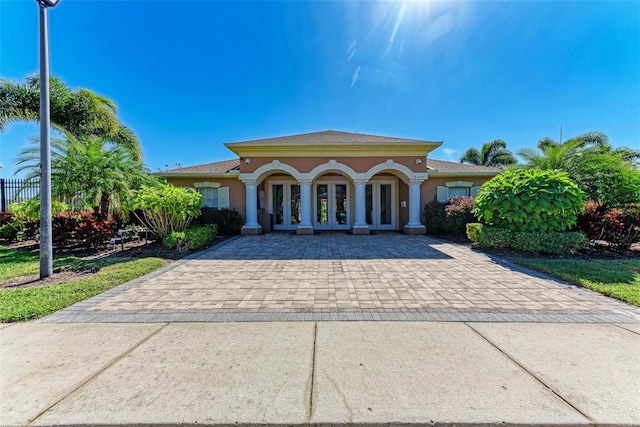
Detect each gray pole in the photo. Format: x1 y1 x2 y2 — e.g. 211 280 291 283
39 3 53 278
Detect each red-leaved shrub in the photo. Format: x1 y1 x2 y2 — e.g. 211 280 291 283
0 211 14 226
576 201 640 252
424 196 476 236
52 211 118 248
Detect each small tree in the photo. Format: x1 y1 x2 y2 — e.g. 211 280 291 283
126 184 202 239
15 132 152 218
473 169 584 232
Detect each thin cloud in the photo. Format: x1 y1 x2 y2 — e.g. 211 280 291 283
351 66 362 88
389 3 407 45
443 148 457 162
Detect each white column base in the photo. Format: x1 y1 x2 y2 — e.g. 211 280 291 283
352 225 371 235
403 224 426 235
241 225 263 235
296 225 314 235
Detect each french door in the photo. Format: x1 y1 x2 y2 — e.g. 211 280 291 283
270 182 301 230
314 182 350 230
366 182 396 230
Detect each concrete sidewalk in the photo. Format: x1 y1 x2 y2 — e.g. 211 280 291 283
2 321 639 426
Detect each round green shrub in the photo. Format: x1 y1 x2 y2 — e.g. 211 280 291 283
472 169 585 232
162 225 217 252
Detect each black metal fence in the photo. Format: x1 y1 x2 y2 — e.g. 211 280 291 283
0 179 40 211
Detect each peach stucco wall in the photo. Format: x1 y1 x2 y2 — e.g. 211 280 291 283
421 177 493 205
165 177 246 218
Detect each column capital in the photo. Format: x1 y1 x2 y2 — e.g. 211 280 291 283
407 179 424 186
353 179 369 185
297 179 313 185
241 179 259 186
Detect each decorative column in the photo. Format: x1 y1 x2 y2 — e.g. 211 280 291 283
404 180 426 235
241 180 262 235
296 180 314 235
352 180 370 235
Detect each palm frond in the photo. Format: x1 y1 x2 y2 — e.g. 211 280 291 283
459 148 482 165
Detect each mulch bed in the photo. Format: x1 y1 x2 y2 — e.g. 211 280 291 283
1 235 231 289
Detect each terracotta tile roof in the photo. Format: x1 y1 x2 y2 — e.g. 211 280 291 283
226 130 440 146
427 159 502 174
160 159 240 175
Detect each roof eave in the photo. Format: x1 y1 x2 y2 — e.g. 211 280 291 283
224 142 443 157
155 171 240 179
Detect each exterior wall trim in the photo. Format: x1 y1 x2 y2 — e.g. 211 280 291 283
239 159 428 183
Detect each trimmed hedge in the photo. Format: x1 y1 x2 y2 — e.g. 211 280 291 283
194 208 243 235
466 223 588 255
424 197 475 236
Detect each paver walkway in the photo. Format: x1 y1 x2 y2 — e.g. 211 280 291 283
43 233 640 323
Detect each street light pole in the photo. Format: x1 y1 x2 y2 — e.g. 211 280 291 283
37 0 59 279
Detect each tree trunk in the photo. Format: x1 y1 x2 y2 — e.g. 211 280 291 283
98 192 110 219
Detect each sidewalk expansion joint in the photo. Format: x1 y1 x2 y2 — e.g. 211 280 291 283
464 322 597 425
25 322 170 426
307 321 318 423
612 323 640 336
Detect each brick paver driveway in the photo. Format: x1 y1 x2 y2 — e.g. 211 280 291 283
44 233 640 323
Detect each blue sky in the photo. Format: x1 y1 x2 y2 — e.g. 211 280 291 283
1 0 639 177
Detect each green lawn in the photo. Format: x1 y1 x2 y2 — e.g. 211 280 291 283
1 246 43 280
0 246 165 322
515 258 640 307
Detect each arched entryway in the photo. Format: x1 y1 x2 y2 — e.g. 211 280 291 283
239 159 426 235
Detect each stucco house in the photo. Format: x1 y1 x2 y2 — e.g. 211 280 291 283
157 130 501 235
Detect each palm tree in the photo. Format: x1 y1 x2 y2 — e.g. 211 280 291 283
459 139 517 167
517 131 613 171
0 74 141 161
15 131 152 217
517 131 640 208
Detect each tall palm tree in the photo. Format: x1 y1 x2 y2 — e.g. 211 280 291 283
15 131 152 217
0 74 141 161
459 139 517 167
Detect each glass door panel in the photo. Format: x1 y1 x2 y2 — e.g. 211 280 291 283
335 184 347 226
271 182 300 230
316 184 329 226
365 184 373 225
290 185 301 225
314 182 349 229
380 184 392 225
273 184 284 226
366 182 395 230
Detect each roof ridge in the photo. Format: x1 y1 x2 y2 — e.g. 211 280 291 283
226 130 440 145
162 158 239 174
